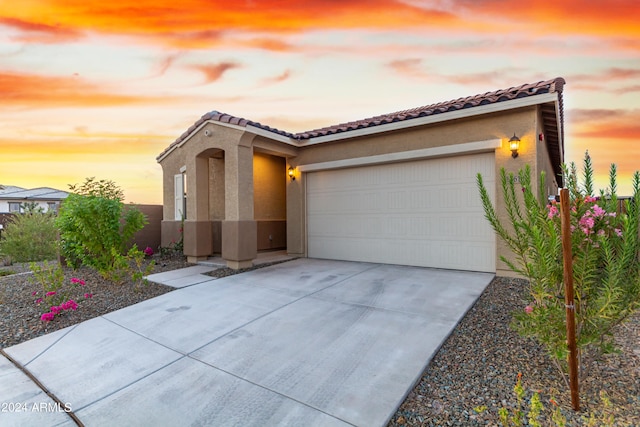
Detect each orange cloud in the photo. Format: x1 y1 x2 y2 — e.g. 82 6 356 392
0 17 82 43
150 53 182 78
388 58 427 79
3 0 636 51
260 69 292 86
191 62 242 84
386 60 545 88
0 71 175 107
567 68 640 94
570 108 640 140
459 0 640 37
3 0 460 48
244 38 295 52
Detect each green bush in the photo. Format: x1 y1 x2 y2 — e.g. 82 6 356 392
477 152 640 380
56 178 148 281
0 206 58 263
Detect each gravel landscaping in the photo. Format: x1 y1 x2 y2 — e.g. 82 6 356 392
388 277 640 426
0 256 188 349
1 260 638 425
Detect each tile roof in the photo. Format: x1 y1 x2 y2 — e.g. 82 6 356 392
158 77 565 161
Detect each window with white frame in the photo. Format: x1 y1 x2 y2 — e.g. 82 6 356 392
8 202 21 213
174 172 186 220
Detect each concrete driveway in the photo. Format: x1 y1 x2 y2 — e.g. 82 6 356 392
1 258 493 426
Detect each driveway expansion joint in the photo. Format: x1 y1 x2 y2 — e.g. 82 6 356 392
0 347 85 426
186 263 382 355
186 355 358 427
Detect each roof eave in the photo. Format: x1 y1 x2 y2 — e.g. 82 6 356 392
300 93 559 145
157 91 561 162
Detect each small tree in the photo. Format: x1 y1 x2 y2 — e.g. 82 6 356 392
56 178 148 281
0 207 58 263
477 152 640 382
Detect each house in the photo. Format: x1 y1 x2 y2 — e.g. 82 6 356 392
0 186 69 214
157 77 565 276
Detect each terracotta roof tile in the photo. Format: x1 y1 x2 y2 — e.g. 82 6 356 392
157 77 565 161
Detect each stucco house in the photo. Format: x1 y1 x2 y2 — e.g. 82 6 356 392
157 77 565 276
0 185 69 214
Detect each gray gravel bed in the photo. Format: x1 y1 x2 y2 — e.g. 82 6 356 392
387 277 640 426
0 257 188 348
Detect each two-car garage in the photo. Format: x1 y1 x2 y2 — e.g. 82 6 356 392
306 152 496 273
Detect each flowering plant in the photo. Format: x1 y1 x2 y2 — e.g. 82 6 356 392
477 152 640 382
31 262 92 322
143 246 154 257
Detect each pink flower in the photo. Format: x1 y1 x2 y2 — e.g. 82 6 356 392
597 229 605 237
521 187 526 193
547 205 559 219
35 298 43 304
41 312 55 322
45 291 57 297
31 291 37 296
61 300 78 311
71 278 85 286
143 246 154 256
592 205 606 218
525 305 534 314
579 214 595 235
50 305 63 315
84 293 93 299
614 228 622 237
585 195 597 203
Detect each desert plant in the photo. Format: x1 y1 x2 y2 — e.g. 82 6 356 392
477 152 640 382
0 208 58 263
56 177 148 280
488 373 615 426
30 261 91 321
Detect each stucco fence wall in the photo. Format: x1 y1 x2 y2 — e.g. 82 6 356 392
0 205 164 255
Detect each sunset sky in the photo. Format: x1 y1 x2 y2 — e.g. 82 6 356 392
1 0 639 203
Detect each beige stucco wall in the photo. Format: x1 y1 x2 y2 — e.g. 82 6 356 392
253 152 286 220
253 151 287 250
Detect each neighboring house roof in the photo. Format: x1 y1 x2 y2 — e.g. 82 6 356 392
0 186 69 201
0 185 26 194
158 77 565 174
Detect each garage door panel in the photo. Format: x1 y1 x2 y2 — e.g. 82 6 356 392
307 153 495 272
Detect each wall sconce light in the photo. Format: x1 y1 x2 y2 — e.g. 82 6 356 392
288 166 296 181
509 133 520 158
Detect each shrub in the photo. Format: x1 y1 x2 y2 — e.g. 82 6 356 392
56 178 149 281
30 261 92 321
477 152 640 380
476 373 616 426
0 205 58 263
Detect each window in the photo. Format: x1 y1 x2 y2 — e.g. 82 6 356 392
8 202 21 213
47 202 60 213
174 173 186 220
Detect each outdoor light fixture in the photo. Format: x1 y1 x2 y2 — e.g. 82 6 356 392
509 133 521 158
288 166 296 181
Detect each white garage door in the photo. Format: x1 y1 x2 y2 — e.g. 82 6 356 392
306 153 496 272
